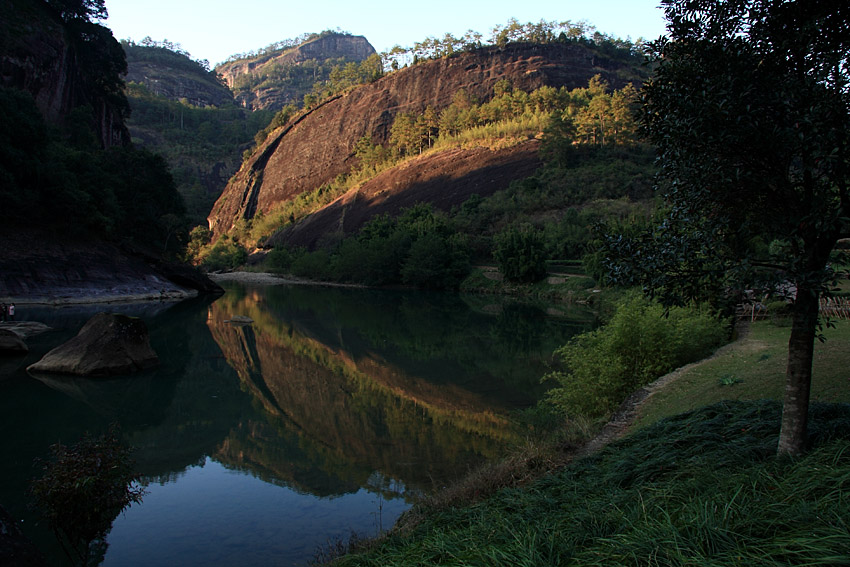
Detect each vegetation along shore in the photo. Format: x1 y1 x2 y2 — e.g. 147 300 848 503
1 0 848 565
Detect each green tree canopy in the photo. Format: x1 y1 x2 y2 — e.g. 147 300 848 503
613 0 850 455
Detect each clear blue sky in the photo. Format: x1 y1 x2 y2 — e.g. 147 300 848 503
104 0 667 67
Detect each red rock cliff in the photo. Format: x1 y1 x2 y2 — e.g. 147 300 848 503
208 42 639 236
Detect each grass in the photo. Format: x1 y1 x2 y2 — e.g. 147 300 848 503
635 319 850 428
330 400 850 566
431 112 548 151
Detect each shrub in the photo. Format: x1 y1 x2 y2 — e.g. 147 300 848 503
400 232 471 289
545 292 728 418
493 224 548 283
202 238 247 271
290 249 333 281
263 246 301 273
30 427 144 566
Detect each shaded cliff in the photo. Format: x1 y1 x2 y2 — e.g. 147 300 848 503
0 1 220 301
269 140 543 250
208 42 640 237
217 32 376 111
0 228 222 303
123 41 234 107
0 0 129 148
121 43 271 222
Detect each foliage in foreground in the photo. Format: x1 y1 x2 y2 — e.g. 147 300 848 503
332 400 850 567
544 292 728 418
30 427 145 567
612 0 849 457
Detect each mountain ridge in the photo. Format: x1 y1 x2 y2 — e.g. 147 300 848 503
208 41 643 238
216 32 377 111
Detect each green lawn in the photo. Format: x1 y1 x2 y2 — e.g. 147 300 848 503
334 401 850 567
635 319 850 428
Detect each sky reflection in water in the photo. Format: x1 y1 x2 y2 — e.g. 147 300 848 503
1 283 594 566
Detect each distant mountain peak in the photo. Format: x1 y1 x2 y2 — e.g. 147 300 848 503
216 34 377 112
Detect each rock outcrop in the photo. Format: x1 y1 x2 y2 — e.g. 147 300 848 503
216 33 376 111
0 228 221 304
124 44 234 107
0 330 28 355
208 42 640 237
27 313 159 376
268 139 544 250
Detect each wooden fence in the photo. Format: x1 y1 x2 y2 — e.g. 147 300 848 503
737 297 850 321
820 297 850 319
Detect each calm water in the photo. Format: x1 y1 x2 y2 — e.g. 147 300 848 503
0 283 595 566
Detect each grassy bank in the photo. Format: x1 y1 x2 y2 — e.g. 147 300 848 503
333 400 850 566
636 319 850 428
327 319 850 566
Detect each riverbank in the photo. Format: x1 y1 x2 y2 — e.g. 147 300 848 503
0 228 221 305
334 399 850 567
328 319 850 565
208 270 366 288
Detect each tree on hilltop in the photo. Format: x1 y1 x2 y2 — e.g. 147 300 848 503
46 0 107 22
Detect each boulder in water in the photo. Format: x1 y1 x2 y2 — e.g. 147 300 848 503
0 329 27 355
27 313 158 376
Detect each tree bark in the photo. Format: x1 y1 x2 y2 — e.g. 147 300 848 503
777 283 820 456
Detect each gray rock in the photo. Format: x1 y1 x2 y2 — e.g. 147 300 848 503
0 322 51 339
27 313 158 376
0 329 27 355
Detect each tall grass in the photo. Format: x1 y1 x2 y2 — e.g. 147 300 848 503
330 401 850 567
432 112 549 151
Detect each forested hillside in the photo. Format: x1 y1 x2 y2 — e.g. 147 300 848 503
123 38 232 106
0 0 184 254
197 22 655 290
0 0 218 300
122 41 274 223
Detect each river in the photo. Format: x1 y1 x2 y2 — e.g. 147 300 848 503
0 282 595 566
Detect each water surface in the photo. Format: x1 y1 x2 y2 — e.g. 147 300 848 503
0 283 594 565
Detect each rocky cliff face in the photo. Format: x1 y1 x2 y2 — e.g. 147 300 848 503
0 0 129 148
267 140 544 250
124 44 235 107
216 33 376 111
125 62 233 108
0 228 220 304
209 42 638 237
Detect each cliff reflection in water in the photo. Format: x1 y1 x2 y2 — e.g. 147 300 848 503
207 283 593 496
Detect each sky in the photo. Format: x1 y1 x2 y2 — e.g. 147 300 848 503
104 0 668 67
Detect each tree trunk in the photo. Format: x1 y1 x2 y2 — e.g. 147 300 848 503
777 283 820 456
